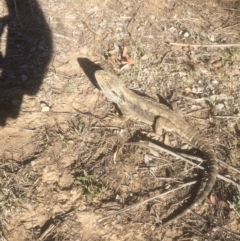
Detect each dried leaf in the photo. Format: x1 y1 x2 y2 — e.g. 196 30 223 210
209 195 229 208
122 46 128 58
126 57 135 65
212 60 222 68
217 200 229 208
121 46 135 65
210 195 217 205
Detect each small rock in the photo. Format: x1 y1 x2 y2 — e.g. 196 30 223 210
41 106 50 112
192 87 197 93
212 60 222 68
216 103 224 110
169 26 177 33
163 134 171 146
212 79 218 85
184 87 192 93
165 184 171 190
183 31 189 37
94 88 100 93
144 154 152 164
209 35 215 42
191 105 200 110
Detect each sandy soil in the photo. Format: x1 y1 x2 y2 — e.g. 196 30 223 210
0 0 240 240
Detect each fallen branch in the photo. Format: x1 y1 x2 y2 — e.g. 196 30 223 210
227 201 240 219
173 148 240 175
189 209 240 240
126 141 240 189
169 42 240 48
97 141 240 223
97 181 196 223
214 115 240 119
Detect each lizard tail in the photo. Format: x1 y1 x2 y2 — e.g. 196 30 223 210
163 135 218 226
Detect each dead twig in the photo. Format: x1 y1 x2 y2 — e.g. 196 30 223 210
126 141 240 189
184 221 215 241
169 42 240 48
227 201 240 219
218 159 240 175
53 33 79 44
180 152 240 175
220 22 240 30
189 209 240 240
97 181 196 223
214 115 240 119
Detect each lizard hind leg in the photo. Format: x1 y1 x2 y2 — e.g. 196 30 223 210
153 116 175 145
154 116 174 136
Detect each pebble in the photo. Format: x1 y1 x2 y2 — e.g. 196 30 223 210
41 106 50 112
212 60 222 68
183 31 189 37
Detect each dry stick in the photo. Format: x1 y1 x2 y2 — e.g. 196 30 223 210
97 181 196 223
227 201 240 219
169 42 240 48
218 159 240 175
175 149 240 175
98 142 239 223
53 33 79 44
185 222 215 241
214 115 240 119
221 22 240 29
189 210 240 240
126 141 240 189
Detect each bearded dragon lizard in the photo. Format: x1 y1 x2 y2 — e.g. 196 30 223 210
95 70 218 225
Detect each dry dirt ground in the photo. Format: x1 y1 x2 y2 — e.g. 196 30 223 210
1 0 240 240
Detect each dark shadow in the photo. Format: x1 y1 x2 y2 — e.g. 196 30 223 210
77 57 102 89
156 94 172 110
219 0 240 28
235 124 240 136
0 0 52 126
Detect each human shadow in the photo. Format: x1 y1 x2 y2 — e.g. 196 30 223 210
0 0 52 126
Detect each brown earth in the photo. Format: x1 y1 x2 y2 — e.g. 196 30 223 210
0 0 240 240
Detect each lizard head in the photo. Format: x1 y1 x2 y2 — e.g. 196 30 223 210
95 70 125 105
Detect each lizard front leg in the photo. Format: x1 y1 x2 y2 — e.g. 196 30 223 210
154 116 177 137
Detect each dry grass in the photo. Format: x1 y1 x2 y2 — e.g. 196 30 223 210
0 0 240 240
